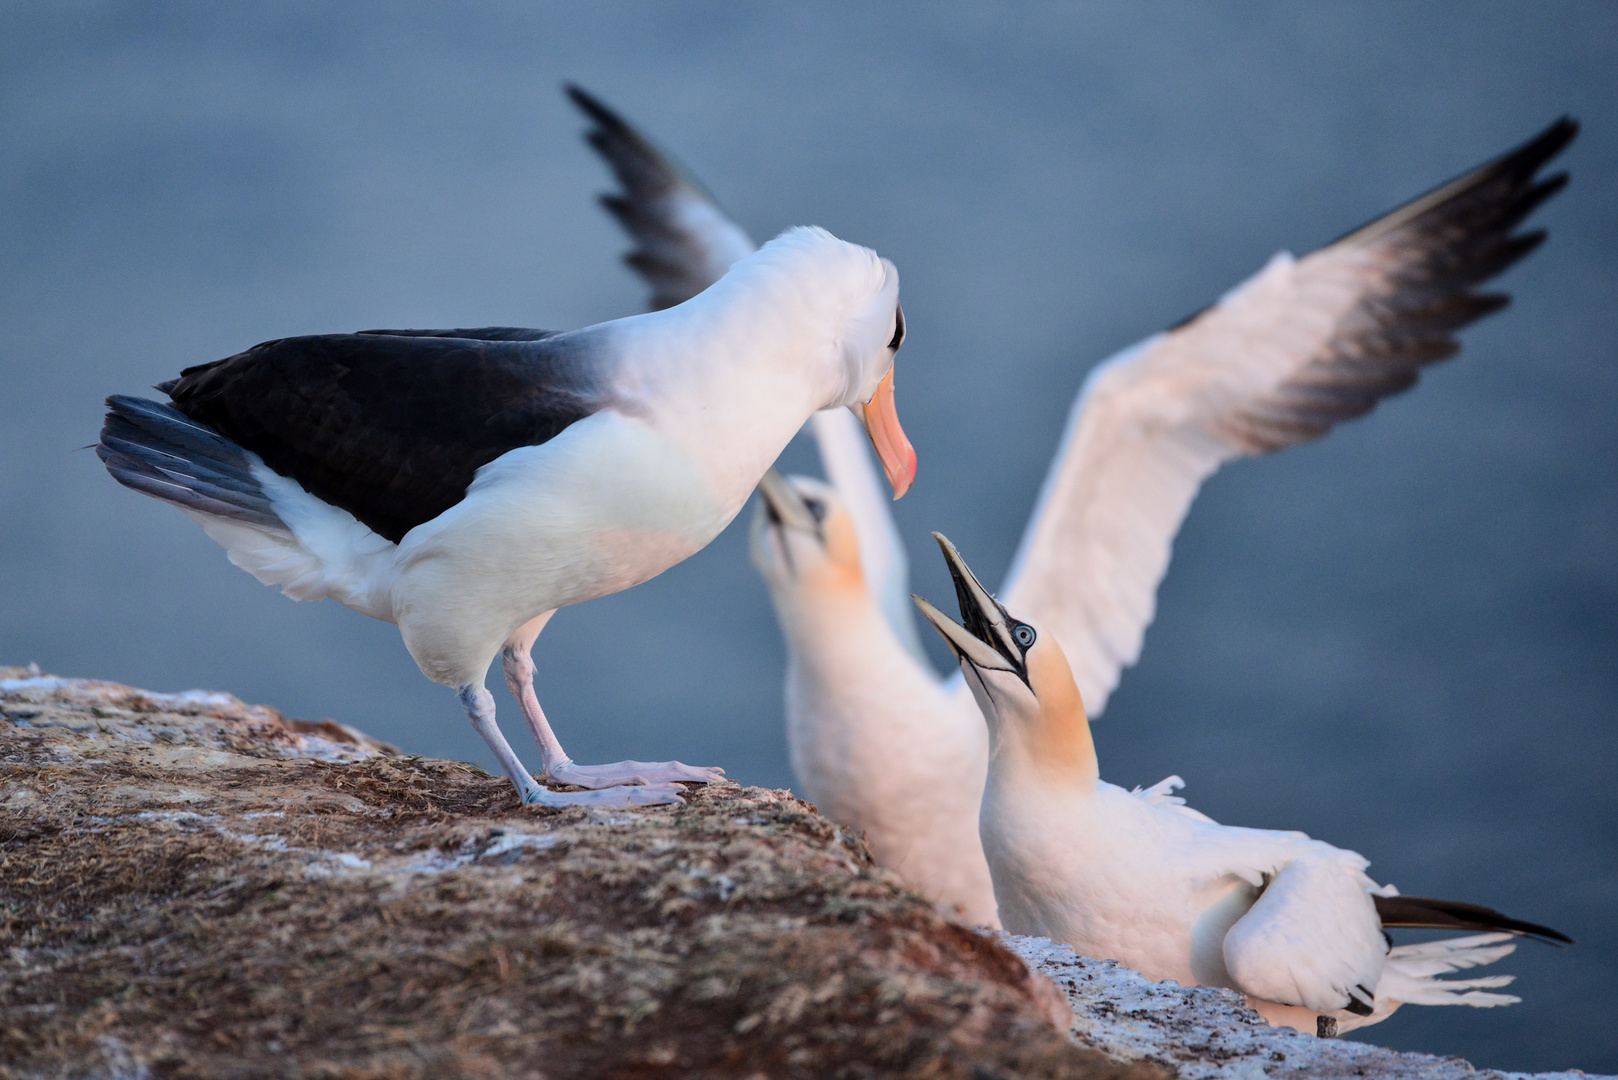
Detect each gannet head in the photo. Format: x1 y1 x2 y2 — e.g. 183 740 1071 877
912 532 1097 783
749 469 865 596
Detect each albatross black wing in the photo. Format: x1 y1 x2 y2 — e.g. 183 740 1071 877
355 327 562 342
160 330 608 544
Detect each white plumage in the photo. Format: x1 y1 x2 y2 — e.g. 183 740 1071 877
915 533 1564 1035
101 226 915 808
571 87 1573 922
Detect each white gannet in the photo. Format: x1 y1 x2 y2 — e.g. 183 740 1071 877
97 226 917 808
570 86 1576 916
914 532 1571 1036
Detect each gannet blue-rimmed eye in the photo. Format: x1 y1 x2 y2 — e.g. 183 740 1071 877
1013 624 1035 649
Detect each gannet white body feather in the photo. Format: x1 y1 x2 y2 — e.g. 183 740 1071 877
573 86 1576 921
915 533 1569 1035
99 225 917 808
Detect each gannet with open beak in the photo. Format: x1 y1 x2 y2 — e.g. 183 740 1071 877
751 470 997 922
915 533 1570 1036
97 225 915 807
570 85 1578 915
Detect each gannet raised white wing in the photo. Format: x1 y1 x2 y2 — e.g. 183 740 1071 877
998 118 1579 715
98 226 916 808
915 533 1571 1036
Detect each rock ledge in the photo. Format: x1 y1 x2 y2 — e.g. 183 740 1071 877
1004 916 1607 1080
0 669 1605 1080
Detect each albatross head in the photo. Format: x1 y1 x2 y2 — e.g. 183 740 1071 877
749 469 864 595
849 298 915 500
912 533 1097 782
739 227 916 499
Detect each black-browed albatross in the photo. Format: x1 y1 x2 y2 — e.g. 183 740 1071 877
98 225 917 807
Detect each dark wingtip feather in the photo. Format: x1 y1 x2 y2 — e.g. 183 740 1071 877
565 83 624 133
1374 894 1573 946
1327 117 1578 252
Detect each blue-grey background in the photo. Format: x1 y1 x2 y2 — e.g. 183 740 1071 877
1 3 1612 1070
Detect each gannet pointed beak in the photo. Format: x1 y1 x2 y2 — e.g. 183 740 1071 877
853 365 917 500
932 532 1019 661
912 593 1015 673
756 468 819 533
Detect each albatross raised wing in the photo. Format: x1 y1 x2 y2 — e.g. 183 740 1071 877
566 84 755 311
567 84 927 659
997 118 1578 717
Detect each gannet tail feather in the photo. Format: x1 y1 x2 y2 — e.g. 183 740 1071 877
1374 894 1573 945
1377 933 1523 1008
98 395 286 530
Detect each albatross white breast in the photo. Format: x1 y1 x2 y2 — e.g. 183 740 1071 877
914 534 1571 1036
566 84 1575 920
98 225 917 808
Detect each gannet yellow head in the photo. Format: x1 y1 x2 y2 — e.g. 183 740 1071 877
912 533 1097 784
749 469 866 596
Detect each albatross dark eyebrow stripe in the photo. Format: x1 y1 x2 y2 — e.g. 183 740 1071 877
160 330 608 544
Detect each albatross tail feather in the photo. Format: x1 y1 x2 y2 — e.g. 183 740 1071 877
98 395 286 530
98 395 398 619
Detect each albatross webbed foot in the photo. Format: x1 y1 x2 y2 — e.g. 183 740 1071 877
459 684 688 810
545 759 726 789
522 780 688 808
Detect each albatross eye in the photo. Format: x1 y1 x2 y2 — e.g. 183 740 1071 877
1013 624 1035 649
888 304 905 351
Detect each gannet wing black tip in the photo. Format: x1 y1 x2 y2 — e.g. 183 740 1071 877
995 119 1577 718
1326 115 1577 254
1374 894 1573 946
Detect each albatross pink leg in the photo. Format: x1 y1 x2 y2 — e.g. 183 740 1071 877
501 612 726 790
459 684 686 808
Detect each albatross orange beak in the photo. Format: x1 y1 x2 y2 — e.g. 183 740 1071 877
854 366 917 499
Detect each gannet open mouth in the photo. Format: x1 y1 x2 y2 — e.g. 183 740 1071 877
912 534 1570 1036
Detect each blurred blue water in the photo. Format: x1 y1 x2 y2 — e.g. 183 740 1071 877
0 3 1613 1070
